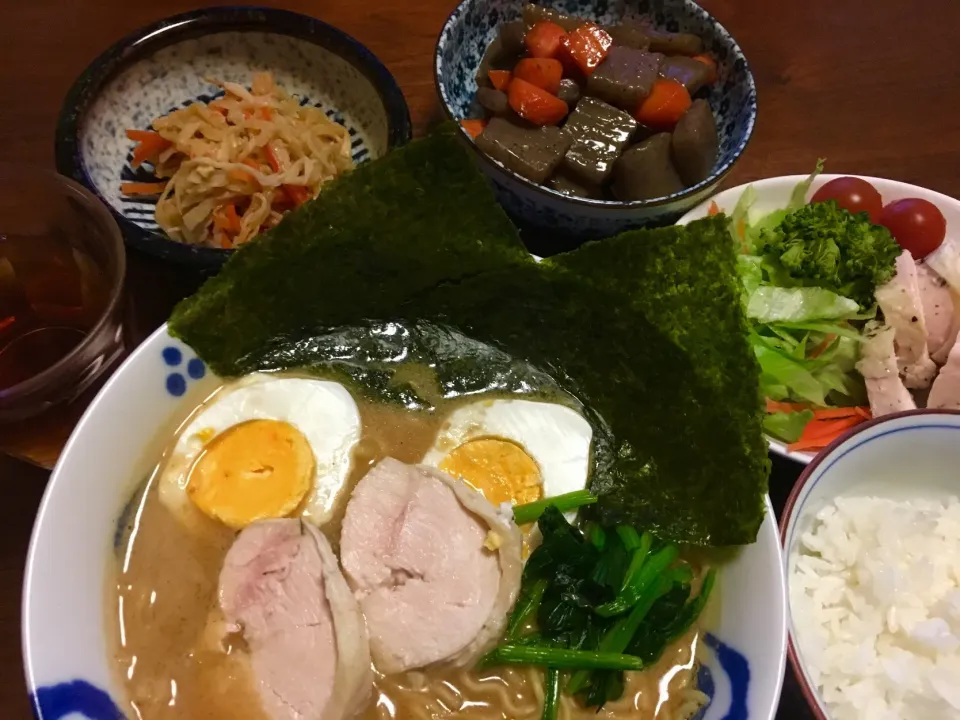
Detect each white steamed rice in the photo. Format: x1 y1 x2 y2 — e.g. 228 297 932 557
790 496 960 720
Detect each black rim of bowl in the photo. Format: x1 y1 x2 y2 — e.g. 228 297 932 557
433 0 757 210
55 5 413 269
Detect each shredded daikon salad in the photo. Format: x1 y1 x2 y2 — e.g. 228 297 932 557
121 72 354 248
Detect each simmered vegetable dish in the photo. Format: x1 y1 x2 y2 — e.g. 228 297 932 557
463 4 720 201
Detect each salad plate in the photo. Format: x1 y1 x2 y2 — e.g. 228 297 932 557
680 173 960 464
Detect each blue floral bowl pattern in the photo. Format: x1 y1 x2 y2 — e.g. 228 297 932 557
56 7 411 271
26 637 749 719
434 0 758 241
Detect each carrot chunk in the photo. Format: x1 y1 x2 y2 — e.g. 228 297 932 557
513 58 563 95
634 79 691 130
460 118 488 138
525 21 567 59
507 78 569 126
213 203 242 234
787 416 866 452
130 131 172 168
120 181 167 195
811 407 872 420
488 70 513 91
283 185 312 206
765 399 808 414
558 23 612 76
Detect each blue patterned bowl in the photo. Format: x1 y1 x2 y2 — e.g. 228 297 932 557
56 6 411 271
24 323 786 720
434 0 757 241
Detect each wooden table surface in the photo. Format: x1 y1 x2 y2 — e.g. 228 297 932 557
3 0 960 716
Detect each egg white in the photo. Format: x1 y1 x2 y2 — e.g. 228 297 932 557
421 398 593 502
158 373 361 528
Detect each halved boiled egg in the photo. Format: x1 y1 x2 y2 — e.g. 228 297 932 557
420 398 592 508
159 374 360 529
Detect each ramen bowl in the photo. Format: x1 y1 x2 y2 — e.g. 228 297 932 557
55 6 411 271
24 324 787 719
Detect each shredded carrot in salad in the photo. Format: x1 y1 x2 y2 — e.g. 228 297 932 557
121 72 354 249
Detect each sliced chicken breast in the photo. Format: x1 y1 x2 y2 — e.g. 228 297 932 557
340 458 522 675
875 250 938 388
219 519 372 720
856 321 917 417
928 333 960 409
916 261 960 364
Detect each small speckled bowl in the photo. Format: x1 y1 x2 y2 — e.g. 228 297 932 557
56 6 412 270
435 0 757 242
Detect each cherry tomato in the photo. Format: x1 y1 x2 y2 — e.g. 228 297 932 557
810 177 883 223
879 198 947 259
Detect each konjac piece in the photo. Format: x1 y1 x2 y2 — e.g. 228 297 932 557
562 97 638 185
522 2 582 31
671 98 719 185
646 29 703 55
611 133 685 201
549 169 603 199
476 117 572 183
659 56 712 95
477 87 511 115
587 46 664 109
604 19 651 50
556 78 582 105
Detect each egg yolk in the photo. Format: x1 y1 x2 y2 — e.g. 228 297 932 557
186 419 314 529
439 438 542 506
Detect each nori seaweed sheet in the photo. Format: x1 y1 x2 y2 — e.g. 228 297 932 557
240 320 574 412
169 125 531 372
170 126 769 546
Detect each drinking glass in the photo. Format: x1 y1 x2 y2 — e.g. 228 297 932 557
0 166 127 468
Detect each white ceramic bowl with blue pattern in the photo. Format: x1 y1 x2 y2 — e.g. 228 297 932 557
56 7 411 271
434 0 757 242
23 323 787 720
781 410 960 719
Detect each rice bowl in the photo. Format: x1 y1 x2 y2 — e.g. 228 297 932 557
782 410 960 719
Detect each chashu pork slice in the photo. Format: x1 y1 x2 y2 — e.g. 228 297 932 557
928 332 960 409
219 519 372 720
875 250 938 388
916 261 960 365
340 457 522 675
856 321 916 417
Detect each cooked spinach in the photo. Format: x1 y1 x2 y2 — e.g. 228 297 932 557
483 507 716 710
512 490 598 525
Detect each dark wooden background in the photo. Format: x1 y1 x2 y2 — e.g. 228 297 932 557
3 0 960 716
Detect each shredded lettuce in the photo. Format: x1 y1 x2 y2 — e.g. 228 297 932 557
737 255 763 299
728 184 756 248
750 338 828 406
763 409 815 443
746 286 859 323
788 159 824 209
732 163 875 419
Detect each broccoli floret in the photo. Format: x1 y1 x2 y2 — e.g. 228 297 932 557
759 200 899 308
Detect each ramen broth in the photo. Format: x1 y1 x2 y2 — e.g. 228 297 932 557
109 375 708 720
